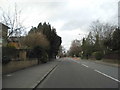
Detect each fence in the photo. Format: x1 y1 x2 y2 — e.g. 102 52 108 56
103 52 120 60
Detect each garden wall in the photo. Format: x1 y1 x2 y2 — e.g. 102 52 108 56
2 59 38 74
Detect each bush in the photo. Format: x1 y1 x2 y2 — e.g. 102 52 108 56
80 55 84 59
2 46 18 64
40 52 49 63
2 56 11 64
7 43 16 48
32 46 49 63
94 51 103 60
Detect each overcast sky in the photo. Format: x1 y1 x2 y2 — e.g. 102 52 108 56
0 0 119 50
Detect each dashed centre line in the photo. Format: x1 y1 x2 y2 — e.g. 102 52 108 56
72 60 119 83
72 60 89 68
94 69 120 83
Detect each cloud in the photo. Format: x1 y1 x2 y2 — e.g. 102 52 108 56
0 0 119 50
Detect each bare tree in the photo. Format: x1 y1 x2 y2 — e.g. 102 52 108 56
0 4 25 37
89 20 117 54
89 20 116 41
68 39 82 57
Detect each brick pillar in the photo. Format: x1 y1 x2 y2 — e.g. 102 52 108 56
19 50 26 60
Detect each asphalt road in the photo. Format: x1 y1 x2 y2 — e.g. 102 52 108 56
72 58 119 80
37 58 119 88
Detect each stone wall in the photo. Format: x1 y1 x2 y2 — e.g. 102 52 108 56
2 59 38 74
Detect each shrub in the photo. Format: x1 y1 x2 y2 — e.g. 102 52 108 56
2 46 18 64
40 52 49 63
32 46 49 63
2 46 17 57
2 56 11 64
7 44 16 48
20 33 50 49
94 51 103 60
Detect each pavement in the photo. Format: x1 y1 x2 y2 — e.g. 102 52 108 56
0 63 2 90
2 59 61 88
94 60 120 67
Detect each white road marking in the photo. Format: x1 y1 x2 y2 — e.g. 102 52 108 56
82 64 88 67
94 69 120 83
6 74 12 77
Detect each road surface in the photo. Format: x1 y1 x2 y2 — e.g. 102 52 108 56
37 58 119 88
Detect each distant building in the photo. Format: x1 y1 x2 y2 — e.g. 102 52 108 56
0 23 10 47
7 37 21 49
118 1 120 27
0 23 22 49
0 23 27 61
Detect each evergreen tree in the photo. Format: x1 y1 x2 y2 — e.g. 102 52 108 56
28 22 62 59
112 28 120 52
94 34 101 52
